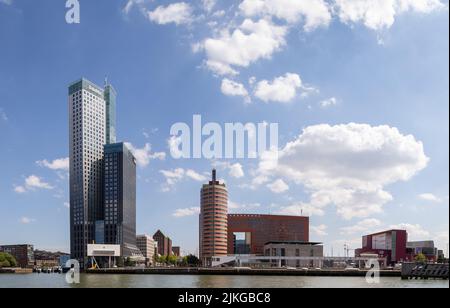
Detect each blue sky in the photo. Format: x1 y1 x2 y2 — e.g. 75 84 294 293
0 0 448 256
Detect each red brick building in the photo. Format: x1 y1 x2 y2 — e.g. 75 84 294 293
227 214 309 256
355 229 408 264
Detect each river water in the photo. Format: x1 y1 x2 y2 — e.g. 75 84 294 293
0 274 448 288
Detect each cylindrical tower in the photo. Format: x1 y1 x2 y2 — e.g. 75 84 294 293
199 169 228 266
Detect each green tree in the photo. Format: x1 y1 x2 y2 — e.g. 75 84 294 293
167 255 178 266
183 254 200 267
0 252 17 268
415 253 427 263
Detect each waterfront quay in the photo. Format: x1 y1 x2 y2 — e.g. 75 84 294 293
86 267 402 277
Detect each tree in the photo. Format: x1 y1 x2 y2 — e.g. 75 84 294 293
183 254 200 267
415 253 427 263
0 252 17 268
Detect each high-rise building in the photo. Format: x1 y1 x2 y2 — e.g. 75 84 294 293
153 230 172 257
104 80 117 145
136 235 157 265
199 170 228 266
69 79 107 267
103 142 142 258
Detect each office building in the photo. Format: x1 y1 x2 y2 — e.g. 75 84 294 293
69 78 107 267
0 245 35 268
136 235 157 266
153 230 173 256
355 229 408 264
103 142 142 258
172 246 181 257
227 214 309 256
264 241 323 268
199 170 228 266
406 241 438 262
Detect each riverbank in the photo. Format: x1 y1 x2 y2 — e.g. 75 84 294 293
0 268 33 274
86 267 401 277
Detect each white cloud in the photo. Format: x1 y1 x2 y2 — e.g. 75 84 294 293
185 169 208 182
200 19 288 75
334 0 445 31
125 142 166 168
160 168 207 191
64 202 70 209
19 217 36 224
15 175 54 193
418 193 442 203
229 201 261 213
239 0 332 31
254 73 310 103
173 207 200 218
389 223 431 240
0 108 8 121
147 2 193 25
319 97 338 108
221 79 250 103
37 157 69 171
228 163 245 178
202 0 217 13
276 202 326 217
255 123 429 220
340 218 382 235
214 161 245 178
267 179 289 193
311 224 328 236
14 186 26 194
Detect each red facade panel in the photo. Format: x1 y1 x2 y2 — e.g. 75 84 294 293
227 214 309 256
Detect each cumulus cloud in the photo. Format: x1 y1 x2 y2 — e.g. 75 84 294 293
160 168 207 191
173 207 200 218
418 193 442 203
229 201 261 213
239 0 332 31
254 123 429 220
389 223 431 240
214 161 245 179
199 19 288 76
254 73 313 103
311 224 328 236
221 79 250 103
14 175 54 193
319 97 338 108
147 2 193 25
37 158 69 171
335 0 445 31
267 179 289 193
125 142 166 168
340 218 382 235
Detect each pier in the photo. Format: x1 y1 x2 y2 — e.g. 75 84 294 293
401 263 449 280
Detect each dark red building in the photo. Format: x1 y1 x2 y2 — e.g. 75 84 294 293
227 214 309 256
355 229 408 264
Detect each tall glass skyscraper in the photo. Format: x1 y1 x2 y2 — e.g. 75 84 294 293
104 142 142 257
69 79 107 267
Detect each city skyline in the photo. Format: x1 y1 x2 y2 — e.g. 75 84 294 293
0 0 449 257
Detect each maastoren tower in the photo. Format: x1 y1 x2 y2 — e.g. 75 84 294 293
68 78 121 267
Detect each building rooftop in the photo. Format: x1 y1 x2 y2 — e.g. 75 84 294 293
264 241 322 246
